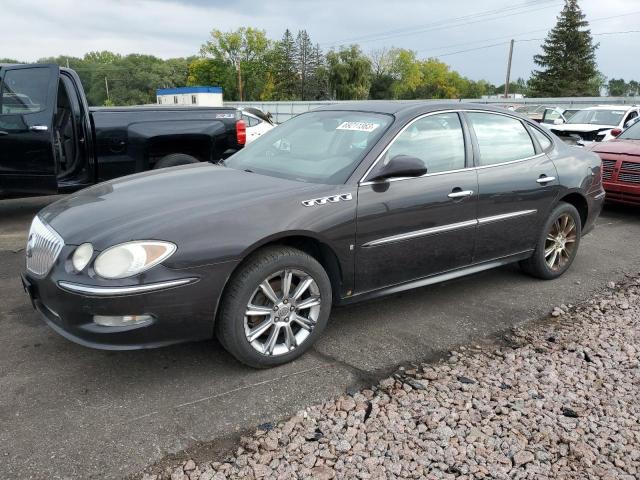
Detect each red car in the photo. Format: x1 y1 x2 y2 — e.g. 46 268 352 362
588 120 640 205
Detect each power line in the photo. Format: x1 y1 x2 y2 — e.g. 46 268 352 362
321 0 563 47
416 10 640 58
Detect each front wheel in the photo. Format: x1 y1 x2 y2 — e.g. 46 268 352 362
216 247 332 368
520 202 582 280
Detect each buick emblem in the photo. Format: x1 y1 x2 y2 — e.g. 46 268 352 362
26 234 36 258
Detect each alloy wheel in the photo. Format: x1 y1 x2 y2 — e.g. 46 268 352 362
544 213 577 271
244 269 321 356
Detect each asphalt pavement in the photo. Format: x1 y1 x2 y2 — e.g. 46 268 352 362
1 195 639 479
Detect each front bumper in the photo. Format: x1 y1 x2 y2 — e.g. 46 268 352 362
603 180 640 206
22 258 238 350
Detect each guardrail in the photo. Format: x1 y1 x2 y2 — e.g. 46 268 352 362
227 97 640 123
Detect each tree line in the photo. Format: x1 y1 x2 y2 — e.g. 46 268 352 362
1 1 636 106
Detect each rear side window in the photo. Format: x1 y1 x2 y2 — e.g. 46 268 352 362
467 112 535 166
0 68 50 114
242 114 262 127
530 127 552 151
386 112 466 174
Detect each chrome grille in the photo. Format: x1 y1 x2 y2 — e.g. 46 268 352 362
601 159 616 180
601 159 617 169
621 161 640 173
26 216 64 277
619 172 640 184
603 170 612 180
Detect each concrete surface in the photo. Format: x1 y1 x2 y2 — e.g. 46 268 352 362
1 196 639 479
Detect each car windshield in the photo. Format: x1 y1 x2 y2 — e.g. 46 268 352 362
225 110 393 184
515 105 540 113
567 109 625 126
618 120 640 140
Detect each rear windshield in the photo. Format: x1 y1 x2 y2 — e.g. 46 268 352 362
567 109 625 126
225 110 393 184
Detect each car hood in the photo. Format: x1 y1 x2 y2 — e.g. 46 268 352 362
590 139 640 156
551 123 614 133
39 163 325 249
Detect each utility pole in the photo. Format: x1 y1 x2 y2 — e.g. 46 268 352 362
237 63 243 102
104 77 110 101
504 39 515 99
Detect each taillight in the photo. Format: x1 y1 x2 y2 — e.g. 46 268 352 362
236 120 246 145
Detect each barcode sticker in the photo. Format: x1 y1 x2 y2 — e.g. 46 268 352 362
336 121 379 132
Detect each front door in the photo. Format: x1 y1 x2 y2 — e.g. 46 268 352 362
355 112 478 293
464 111 560 262
0 64 59 196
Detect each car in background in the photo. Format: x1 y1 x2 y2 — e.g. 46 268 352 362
550 105 640 145
587 119 640 205
22 102 605 368
540 107 581 125
239 107 276 143
515 104 547 121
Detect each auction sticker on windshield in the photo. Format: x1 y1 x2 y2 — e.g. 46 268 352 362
336 121 380 132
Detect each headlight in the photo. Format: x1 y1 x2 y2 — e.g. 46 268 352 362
94 241 176 279
72 243 94 272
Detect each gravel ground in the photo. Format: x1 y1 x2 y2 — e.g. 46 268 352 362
142 274 640 480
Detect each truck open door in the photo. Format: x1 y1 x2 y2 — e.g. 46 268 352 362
0 64 60 196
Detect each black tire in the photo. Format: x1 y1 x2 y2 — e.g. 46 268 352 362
520 202 582 280
153 153 199 169
216 246 332 368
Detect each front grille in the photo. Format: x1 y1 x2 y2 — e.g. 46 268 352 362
26 216 64 277
621 161 640 173
619 172 640 184
601 159 616 180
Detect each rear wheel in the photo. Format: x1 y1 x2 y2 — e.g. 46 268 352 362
520 202 581 279
154 153 199 169
216 247 332 368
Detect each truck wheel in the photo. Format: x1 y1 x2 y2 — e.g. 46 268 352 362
154 153 199 169
519 202 581 280
216 246 332 368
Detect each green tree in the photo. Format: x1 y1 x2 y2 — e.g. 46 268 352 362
528 0 600 97
199 27 270 101
187 58 237 98
271 29 298 99
295 30 314 100
326 45 372 100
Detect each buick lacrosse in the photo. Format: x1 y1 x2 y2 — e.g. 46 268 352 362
22 102 605 368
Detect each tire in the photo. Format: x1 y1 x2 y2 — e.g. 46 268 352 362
153 153 199 169
520 202 582 280
216 246 332 368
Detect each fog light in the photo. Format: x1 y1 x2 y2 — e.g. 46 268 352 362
93 314 153 327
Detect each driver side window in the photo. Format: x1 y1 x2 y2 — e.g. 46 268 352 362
386 113 466 174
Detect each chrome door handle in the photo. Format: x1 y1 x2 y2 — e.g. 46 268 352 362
536 176 556 184
448 190 474 199
29 125 49 132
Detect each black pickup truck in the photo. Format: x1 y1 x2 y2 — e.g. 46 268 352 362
0 64 246 197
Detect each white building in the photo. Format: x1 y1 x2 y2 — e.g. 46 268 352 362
156 86 223 106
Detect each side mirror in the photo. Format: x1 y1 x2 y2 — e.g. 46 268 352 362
369 154 427 182
610 128 622 137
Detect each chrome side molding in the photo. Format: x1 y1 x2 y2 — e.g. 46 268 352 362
363 209 538 247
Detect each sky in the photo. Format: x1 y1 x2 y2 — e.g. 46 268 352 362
1 0 638 84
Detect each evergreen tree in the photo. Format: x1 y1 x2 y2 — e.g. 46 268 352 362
528 0 600 97
272 29 298 99
295 30 314 100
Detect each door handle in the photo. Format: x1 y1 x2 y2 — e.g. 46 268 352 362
0 130 8 136
29 125 49 132
536 176 556 184
448 189 474 199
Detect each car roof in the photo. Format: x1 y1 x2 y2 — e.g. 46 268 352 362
583 105 637 111
313 101 512 117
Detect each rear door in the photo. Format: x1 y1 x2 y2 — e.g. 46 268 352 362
464 111 560 262
0 64 59 195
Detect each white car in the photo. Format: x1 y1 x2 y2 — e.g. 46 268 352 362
239 108 276 143
550 105 640 145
